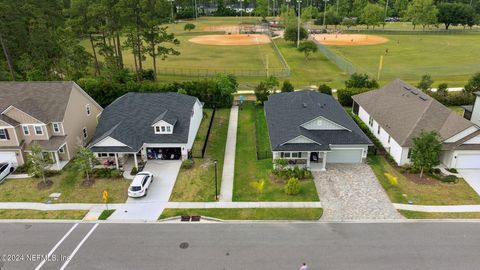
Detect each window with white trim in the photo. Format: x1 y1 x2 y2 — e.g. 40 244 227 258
161 126 166 132
59 146 65 153
155 126 161 133
23 126 29 135
82 127 88 139
86 104 91 115
368 116 373 127
166 126 171 132
34 126 43 135
0 129 8 140
53 123 60 133
377 125 381 135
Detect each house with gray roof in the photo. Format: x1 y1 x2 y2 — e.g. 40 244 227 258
89 92 203 169
352 79 480 169
0 82 102 169
462 91 480 127
264 91 371 171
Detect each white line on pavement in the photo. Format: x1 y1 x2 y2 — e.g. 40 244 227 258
59 223 99 270
35 223 79 270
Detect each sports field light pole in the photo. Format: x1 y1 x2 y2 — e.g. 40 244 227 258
168 0 174 24
239 0 244 18
296 0 302 48
286 0 291 13
322 0 329 29
214 160 218 200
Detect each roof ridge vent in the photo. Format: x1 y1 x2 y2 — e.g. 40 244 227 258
419 96 428 101
303 102 307 108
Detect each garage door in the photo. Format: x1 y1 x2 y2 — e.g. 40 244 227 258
456 154 480 169
328 148 363 163
0 152 17 165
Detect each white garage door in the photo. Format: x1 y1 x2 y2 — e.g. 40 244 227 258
0 152 17 165
328 148 363 163
456 154 480 169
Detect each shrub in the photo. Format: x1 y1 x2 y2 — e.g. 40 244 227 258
44 170 61 177
93 168 123 178
345 73 378 89
281 80 294 92
13 164 28 174
430 168 441 175
181 159 194 169
384 172 398 186
284 177 300 195
428 91 475 106
440 175 458 183
184 23 196 32
130 167 138 175
446 168 458 174
318 84 332 95
337 88 370 106
250 179 265 192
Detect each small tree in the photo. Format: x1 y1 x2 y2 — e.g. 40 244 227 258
184 23 196 32
437 83 448 96
297 41 318 59
27 144 49 185
284 25 308 44
75 146 98 183
318 84 332 95
410 131 441 178
255 82 270 104
281 80 294 92
417 74 433 92
361 3 384 30
265 75 280 93
345 73 379 89
284 177 300 195
464 73 480 93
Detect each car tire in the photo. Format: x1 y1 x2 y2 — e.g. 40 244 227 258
144 189 148 197
10 168 14 173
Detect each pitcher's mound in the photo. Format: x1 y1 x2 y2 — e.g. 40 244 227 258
189 34 271 46
313 34 388 46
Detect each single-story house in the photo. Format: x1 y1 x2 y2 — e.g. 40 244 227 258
264 91 372 171
89 92 203 169
352 79 480 169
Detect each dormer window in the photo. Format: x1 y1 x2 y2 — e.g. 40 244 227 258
154 123 173 134
155 126 161 133
161 126 166 132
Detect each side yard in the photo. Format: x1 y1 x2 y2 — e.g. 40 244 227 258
169 109 230 202
233 103 319 202
159 208 323 220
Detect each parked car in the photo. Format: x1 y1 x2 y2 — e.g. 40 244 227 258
128 171 154 198
0 162 16 184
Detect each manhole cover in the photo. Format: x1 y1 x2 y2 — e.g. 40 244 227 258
179 242 189 249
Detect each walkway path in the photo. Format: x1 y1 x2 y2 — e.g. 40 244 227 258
394 204 480 212
219 105 238 202
314 164 403 221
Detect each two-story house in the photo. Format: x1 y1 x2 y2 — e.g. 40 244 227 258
0 82 102 169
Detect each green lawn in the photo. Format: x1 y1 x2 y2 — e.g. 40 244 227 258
98 209 116 220
369 155 480 205
254 105 271 155
449 106 465 115
0 165 130 203
159 208 323 220
233 103 319 202
399 210 480 219
0 209 87 220
328 34 480 87
170 108 230 201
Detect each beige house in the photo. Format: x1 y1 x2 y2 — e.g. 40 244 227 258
0 82 102 169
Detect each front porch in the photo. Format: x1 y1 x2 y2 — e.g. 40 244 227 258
26 137 70 171
273 151 328 171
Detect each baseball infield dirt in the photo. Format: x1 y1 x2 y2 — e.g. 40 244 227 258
189 34 271 46
312 34 389 46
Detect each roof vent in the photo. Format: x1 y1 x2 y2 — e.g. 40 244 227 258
403 86 411 91
419 96 428 101
410 90 419 95
303 102 307 108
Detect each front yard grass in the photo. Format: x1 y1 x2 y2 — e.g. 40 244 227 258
0 165 130 203
159 208 323 220
399 210 480 219
169 108 230 202
0 209 87 220
233 103 319 202
369 155 480 205
98 209 116 220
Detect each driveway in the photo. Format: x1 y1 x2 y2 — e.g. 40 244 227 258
313 164 403 221
458 169 480 197
108 160 182 221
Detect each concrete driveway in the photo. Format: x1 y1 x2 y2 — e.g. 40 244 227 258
313 164 403 221
458 169 480 196
108 160 182 221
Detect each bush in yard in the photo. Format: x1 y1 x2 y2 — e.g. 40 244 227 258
93 168 123 178
318 84 332 95
446 168 458 174
337 88 370 106
384 172 398 186
250 179 265 192
254 82 270 104
130 167 138 175
410 131 442 178
440 175 458 183
74 146 98 184
184 23 196 32
417 74 434 92
181 159 194 169
284 177 300 195
281 80 294 92
427 91 475 106
284 25 308 44
27 143 51 187
465 73 480 94
345 73 378 89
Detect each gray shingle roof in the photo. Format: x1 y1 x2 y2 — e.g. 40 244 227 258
264 91 371 151
90 92 198 152
0 82 74 123
352 79 475 147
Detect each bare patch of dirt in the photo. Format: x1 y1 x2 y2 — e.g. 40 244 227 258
189 34 271 46
37 180 54 190
81 178 96 187
312 34 389 46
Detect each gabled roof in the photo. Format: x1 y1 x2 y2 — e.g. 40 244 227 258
152 110 178 126
0 81 76 123
265 91 371 151
90 92 198 152
352 79 475 147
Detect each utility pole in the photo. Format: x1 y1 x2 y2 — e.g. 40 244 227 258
323 0 329 29
384 0 389 21
297 0 302 48
286 0 291 13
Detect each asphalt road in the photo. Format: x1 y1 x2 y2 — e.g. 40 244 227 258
1 222 480 270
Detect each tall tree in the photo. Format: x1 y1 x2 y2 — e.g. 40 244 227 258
438 3 476 30
361 3 384 29
404 0 438 30
410 131 441 178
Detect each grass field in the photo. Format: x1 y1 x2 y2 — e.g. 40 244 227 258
399 210 480 219
328 33 480 87
0 209 87 220
159 208 323 220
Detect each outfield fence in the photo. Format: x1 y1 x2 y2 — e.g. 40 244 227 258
313 40 359 75
150 66 291 78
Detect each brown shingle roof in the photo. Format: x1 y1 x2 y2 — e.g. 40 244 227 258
0 82 74 123
352 79 475 147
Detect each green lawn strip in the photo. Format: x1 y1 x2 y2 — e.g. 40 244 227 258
0 209 88 220
159 208 323 220
398 210 480 219
448 106 465 115
0 166 130 203
170 108 230 202
254 105 271 155
233 103 319 202
98 209 116 220
369 155 480 205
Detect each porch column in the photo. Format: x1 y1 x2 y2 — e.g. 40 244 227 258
306 152 310 168
321 151 327 171
54 152 60 170
133 153 138 169
114 153 119 169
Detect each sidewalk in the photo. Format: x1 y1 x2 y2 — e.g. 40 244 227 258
219 105 238 202
394 203 480 212
167 201 322 208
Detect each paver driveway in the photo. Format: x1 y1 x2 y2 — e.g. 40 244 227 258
313 164 403 221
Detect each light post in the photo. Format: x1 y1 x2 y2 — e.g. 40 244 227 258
239 0 244 18
322 0 329 29
384 0 389 22
296 0 302 48
214 160 218 200
168 0 174 24
286 0 291 13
